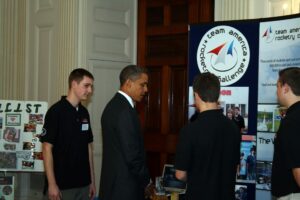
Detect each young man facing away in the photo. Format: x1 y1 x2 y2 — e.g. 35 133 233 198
175 72 241 200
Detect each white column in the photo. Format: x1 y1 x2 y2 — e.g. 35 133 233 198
215 0 258 21
54 0 79 100
0 0 26 100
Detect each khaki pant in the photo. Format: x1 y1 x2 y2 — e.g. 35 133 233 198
277 193 300 200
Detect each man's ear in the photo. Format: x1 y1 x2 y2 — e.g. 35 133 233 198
194 92 201 102
282 83 290 94
124 79 133 90
126 79 131 85
71 80 77 88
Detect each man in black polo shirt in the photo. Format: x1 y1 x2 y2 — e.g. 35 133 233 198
271 67 300 200
41 68 96 200
175 72 241 200
233 107 245 133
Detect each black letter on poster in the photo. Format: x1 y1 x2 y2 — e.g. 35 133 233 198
33 104 42 113
14 103 22 112
26 104 32 113
5 103 12 112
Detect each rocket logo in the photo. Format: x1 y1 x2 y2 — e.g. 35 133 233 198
208 41 238 72
197 25 250 86
262 26 274 43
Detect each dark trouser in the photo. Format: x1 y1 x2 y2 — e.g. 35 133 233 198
44 185 90 200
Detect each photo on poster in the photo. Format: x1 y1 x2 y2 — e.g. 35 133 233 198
16 151 32 161
2 128 20 143
22 142 35 150
5 114 21 126
3 144 16 151
0 176 14 200
23 123 36 133
2 185 12 195
237 135 256 183
22 160 34 169
235 184 248 200
32 152 43 160
257 132 275 161
257 104 283 132
29 114 44 124
220 87 249 134
188 86 249 134
0 152 17 169
256 161 272 190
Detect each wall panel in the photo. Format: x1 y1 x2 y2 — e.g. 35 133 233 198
87 0 137 63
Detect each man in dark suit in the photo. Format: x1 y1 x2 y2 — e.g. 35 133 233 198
100 65 151 200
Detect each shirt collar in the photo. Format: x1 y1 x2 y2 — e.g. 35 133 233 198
118 90 135 108
286 101 300 116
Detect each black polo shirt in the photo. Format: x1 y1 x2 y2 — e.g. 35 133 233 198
175 109 241 200
41 98 93 190
233 114 245 132
272 101 300 197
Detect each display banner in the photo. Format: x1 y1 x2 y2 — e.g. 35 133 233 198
0 100 47 172
188 14 300 200
188 21 259 200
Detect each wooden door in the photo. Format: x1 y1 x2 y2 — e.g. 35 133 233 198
137 0 214 179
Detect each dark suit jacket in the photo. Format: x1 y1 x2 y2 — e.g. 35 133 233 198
99 92 150 200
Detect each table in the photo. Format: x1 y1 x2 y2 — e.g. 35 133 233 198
151 192 180 200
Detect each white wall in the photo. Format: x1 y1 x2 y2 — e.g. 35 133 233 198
215 0 300 21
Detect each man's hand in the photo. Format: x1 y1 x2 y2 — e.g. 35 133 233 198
175 170 187 182
145 181 155 199
89 182 96 200
48 183 62 200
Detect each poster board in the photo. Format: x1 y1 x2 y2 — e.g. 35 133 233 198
0 100 48 172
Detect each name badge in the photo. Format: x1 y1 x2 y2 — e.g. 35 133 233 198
82 123 89 131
